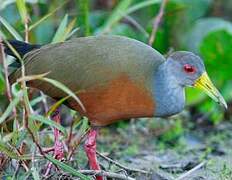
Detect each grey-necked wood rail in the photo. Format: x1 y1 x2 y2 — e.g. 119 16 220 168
3 36 227 179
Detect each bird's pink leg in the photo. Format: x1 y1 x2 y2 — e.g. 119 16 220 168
84 128 103 180
52 109 64 160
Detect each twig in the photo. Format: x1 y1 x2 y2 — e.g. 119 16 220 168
148 0 168 46
24 16 30 43
43 147 55 153
0 153 8 170
67 129 89 160
123 15 149 38
67 119 74 149
15 149 29 172
176 161 206 180
0 39 18 121
27 125 46 157
7 143 29 172
79 170 135 180
96 151 151 174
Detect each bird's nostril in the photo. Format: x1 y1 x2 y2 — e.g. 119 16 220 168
205 84 212 90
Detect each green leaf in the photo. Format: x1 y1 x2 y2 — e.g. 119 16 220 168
0 141 18 159
0 71 5 94
45 155 91 180
66 27 80 39
200 30 232 81
17 74 85 112
16 0 28 23
79 116 90 134
11 82 22 97
76 0 90 36
29 1 68 31
30 96 44 107
0 92 22 124
46 96 70 117
51 16 77 42
126 0 161 15
0 16 23 40
52 14 69 43
184 18 232 53
63 18 77 40
99 0 132 34
160 119 184 143
29 114 67 137
3 40 23 60
40 77 85 112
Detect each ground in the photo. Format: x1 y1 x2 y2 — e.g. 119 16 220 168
90 115 232 180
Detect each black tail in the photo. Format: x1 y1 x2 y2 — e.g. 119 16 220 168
3 40 41 61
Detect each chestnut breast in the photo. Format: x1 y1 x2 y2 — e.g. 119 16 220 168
68 75 155 126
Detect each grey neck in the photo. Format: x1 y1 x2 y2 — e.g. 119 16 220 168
152 60 185 117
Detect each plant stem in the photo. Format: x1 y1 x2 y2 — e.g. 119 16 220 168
149 0 169 46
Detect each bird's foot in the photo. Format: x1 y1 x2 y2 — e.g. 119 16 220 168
84 128 103 180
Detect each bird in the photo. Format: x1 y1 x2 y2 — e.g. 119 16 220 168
3 35 227 180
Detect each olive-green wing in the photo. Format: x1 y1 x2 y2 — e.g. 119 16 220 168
10 35 165 99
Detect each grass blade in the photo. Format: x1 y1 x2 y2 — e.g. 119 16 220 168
79 116 90 134
45 155 91 180
16 0 28 23
76 0 90 36
29 1 68 31
99 0 132 34
52 14 68 43
97 0 162 34
0 92 22 124
0 16 23 40
17 72 50 82
30 96 44 107
46 96 70 117
66 27 80 39
40 77 85 112
126 0 161 15
17 74 85 112
29 114 67 136
0 141 18 159
63 18 77 41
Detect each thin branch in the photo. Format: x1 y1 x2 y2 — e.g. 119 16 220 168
79 170 135 180
123 15 149 38
0 39 18 122
67 129 89 160
26 124 46 157
148 0 168 46
24 17 30 43
14 148 29 171
176 161 206 180
67 119 74 148
96 151 151 174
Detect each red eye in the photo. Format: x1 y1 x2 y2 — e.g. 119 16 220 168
183 64 196 74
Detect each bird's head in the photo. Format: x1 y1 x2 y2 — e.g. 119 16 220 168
167 51 227 109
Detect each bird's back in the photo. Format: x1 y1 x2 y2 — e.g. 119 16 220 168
10 36 165 125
